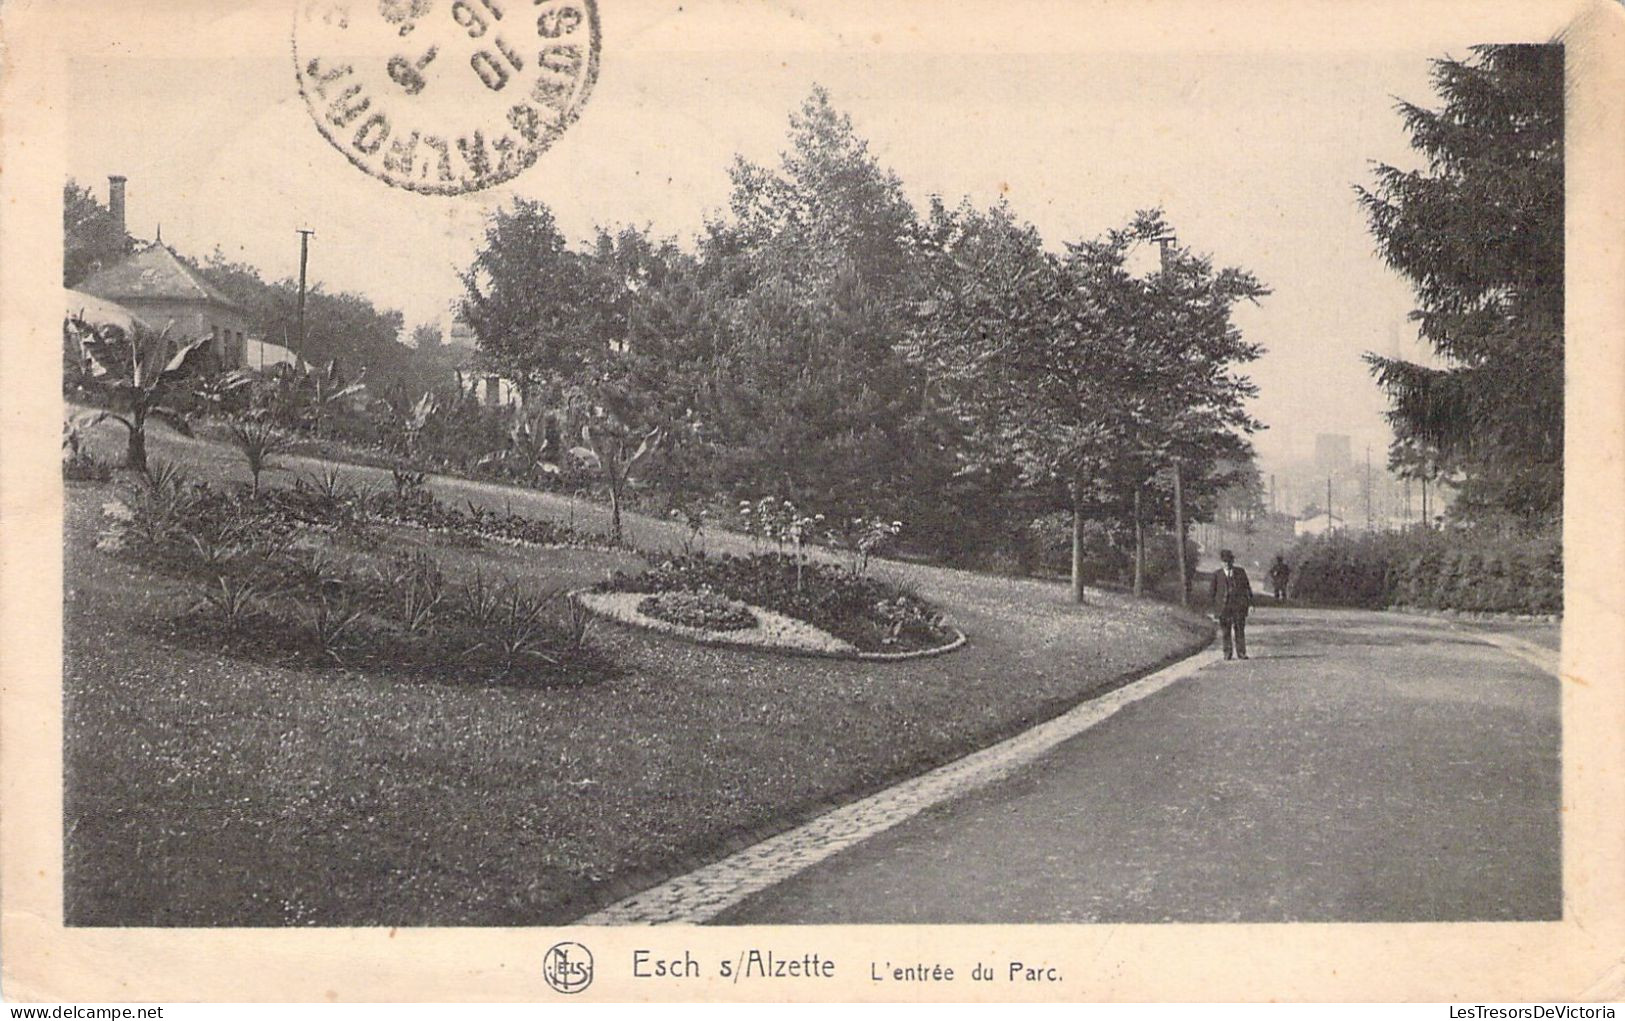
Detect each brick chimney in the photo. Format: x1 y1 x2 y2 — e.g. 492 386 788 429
108 175 127 233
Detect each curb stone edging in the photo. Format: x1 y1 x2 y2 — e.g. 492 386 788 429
853 628 968 661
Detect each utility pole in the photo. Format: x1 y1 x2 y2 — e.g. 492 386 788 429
1172 456 1188 606
1327 475 1334 534
296 228 315 372
1269 473 1277 516
1365 445 1373 531
1151 230 1178 604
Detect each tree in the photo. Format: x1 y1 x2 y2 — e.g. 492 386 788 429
1213 459 1267 527
195 250 413 389
64 316 220 472
1357 44 1563 526
460 204 695 542
919 206 1265 601
411 322 443 350
909 199 1098 576
459 199 603 394
64 180 132 287
1069 211 1265 596
699 88 943 525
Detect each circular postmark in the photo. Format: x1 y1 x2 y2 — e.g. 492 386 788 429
541 941 594 994
293 0 600 195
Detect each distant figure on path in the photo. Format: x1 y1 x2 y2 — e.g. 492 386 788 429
1210 549 1253 660
1269 555 1291 602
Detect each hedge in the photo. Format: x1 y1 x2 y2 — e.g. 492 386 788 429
1286 527 1561 614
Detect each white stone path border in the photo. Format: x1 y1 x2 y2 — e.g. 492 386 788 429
574 645 1224 925
574 617 1560 926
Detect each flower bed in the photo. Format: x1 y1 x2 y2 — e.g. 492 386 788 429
595 551 958 654
577 591 857 656
638 590 757 631
93 468 609 684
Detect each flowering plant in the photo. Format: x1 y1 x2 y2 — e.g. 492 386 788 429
738 497 824 589
873 594 945 646
826 516 903 576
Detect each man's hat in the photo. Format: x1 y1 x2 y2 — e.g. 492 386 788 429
1219 549 1235 562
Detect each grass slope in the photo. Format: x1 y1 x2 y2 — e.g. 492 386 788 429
63 422 1210 925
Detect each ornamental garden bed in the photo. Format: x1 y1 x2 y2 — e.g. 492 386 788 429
591 551 960 655
577 590 862 656
90 463 627 686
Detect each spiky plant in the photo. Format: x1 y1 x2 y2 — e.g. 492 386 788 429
228 419 292 495
488 586 562 672
193 575 261 629
457 569 503 629
310 595 365 664
304 465 352 503
562 596 596 653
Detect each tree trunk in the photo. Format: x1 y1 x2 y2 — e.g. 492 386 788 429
1132 485 1145 599
126 409 148 473
1070 480 1087 604
607 472 623 546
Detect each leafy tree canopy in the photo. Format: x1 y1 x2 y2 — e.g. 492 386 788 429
64 180 132 288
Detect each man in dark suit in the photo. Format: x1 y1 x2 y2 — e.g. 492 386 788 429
1209 549 1253 660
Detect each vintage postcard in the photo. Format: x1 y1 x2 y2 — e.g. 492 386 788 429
2 0 1622 1003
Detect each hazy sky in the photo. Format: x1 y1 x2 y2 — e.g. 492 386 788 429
62 1 1552 476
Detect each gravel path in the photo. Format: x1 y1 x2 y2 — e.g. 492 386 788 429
714 606 1561 924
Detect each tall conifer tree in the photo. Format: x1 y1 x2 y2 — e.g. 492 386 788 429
1358 44 1564 524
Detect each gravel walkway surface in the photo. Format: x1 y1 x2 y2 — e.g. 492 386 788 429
716 606 1561 924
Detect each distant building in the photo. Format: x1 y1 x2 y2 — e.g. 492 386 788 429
446 316 478 348
1294 511 1345 537
438 311 522 407
243 336 302 372
458 369 523 408
77 175 249 370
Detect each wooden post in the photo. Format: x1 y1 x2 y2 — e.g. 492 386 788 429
1173 457 1188 606
296 228 314 371
1132 485 1145 599
1070 480 1086 604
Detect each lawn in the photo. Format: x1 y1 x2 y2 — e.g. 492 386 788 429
63 422 1211 925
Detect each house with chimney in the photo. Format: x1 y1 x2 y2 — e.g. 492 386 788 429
76 175 250 371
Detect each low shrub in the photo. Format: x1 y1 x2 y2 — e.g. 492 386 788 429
638 590 757 632
63 451 114 482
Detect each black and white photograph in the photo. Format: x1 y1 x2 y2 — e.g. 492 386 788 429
3 0 1623 1004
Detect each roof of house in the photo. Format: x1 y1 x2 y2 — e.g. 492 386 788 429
64 287 151 333
77 243 243 311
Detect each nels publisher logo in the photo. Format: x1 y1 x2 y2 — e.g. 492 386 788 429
542 941 594 995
